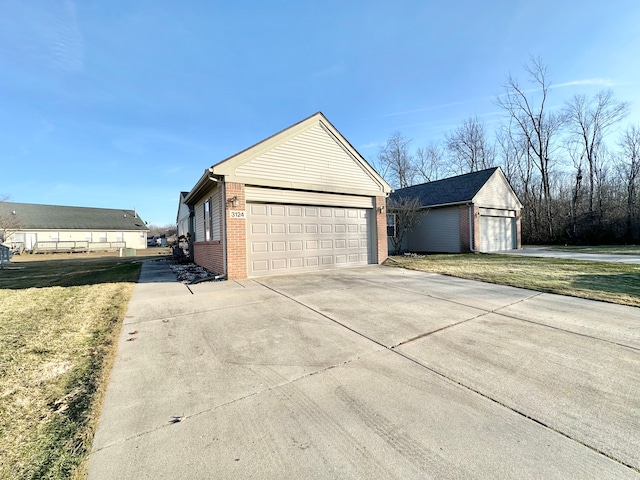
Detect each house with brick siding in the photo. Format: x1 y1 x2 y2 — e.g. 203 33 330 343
389 167 522 254
182 112 392 280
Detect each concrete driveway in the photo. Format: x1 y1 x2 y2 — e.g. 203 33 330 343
88 262 640 479
496 246 640 264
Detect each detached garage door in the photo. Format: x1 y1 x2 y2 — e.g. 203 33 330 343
480 216 515 252
247 203 371 277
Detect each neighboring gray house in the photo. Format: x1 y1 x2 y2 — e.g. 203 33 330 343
176 192 192 238
0 202 149 253
389 167 522 253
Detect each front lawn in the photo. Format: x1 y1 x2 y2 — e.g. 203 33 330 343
388 254 640 307
0 251 165 479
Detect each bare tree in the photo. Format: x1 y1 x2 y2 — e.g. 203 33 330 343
495 56 564 239
445 116 494 174
618 125 640 240
378 132 414 188
563 90 630 215
387 196 423 255
0 196 22 246
414 142 444 182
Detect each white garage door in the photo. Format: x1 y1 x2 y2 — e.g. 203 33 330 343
247 203 372 277
480 216 515 252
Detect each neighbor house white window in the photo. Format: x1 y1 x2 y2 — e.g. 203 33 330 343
85 232 92 242
386 213 396 237
116 232 124 242
93 232 107 243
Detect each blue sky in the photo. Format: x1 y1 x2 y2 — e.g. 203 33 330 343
1 0 639 225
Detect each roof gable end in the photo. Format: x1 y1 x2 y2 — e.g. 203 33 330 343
392 168 499 207
210 112 391 195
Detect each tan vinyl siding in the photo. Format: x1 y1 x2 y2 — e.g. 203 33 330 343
473 172 521 210
194 203 205 241
235 124 381 192
245 186 374 209
211 188 222 241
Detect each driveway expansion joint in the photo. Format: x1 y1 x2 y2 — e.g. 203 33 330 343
255 277 640 474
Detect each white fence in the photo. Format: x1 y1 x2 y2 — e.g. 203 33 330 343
33 241 126 253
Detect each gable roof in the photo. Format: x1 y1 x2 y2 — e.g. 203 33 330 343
0 202 148 231
185 112 391 204
391 167 502 208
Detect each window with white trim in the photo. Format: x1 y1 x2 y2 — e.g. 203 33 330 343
204 199 211 241
386 213 396 237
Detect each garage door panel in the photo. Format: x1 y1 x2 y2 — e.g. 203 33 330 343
272 259 287 270
251 204 268 215
290 258 304 268
252 224 267 234
272 241 286 252
252 260 269 272
270 205 285 216
247 202 372 277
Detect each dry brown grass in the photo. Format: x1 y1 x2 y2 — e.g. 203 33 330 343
0 252 153 479
389 254 640 307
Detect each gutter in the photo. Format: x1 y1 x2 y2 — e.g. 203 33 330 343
183 168 222 205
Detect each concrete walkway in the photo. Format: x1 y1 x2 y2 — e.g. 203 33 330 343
88 260 640 479
495 246 640 264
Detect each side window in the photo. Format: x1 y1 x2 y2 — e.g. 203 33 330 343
204 198 211 241
386 213 396 237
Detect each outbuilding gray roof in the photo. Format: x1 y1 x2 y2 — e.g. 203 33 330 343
0 202 148 231
391 167 499 207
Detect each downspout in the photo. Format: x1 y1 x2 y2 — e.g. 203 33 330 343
468 204 478 253
206 170 227 278
220 181 228 278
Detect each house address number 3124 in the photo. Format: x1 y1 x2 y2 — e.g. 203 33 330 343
229 210 246 219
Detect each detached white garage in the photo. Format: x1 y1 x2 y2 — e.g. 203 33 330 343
182 112 392 280
389 167 522 254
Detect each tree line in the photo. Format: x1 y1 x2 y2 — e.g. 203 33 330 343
376 57 640 245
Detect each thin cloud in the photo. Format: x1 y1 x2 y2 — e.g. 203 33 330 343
551 78 615 89
382 95 497 118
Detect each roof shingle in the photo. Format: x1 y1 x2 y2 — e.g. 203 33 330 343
0 202 148 231
391 168 499 207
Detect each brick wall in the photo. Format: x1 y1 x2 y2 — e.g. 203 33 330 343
193 241 224 275
375 196 388 264
225 182 247 280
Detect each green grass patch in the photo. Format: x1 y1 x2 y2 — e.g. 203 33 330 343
389 254 640 307
0 252 165 479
